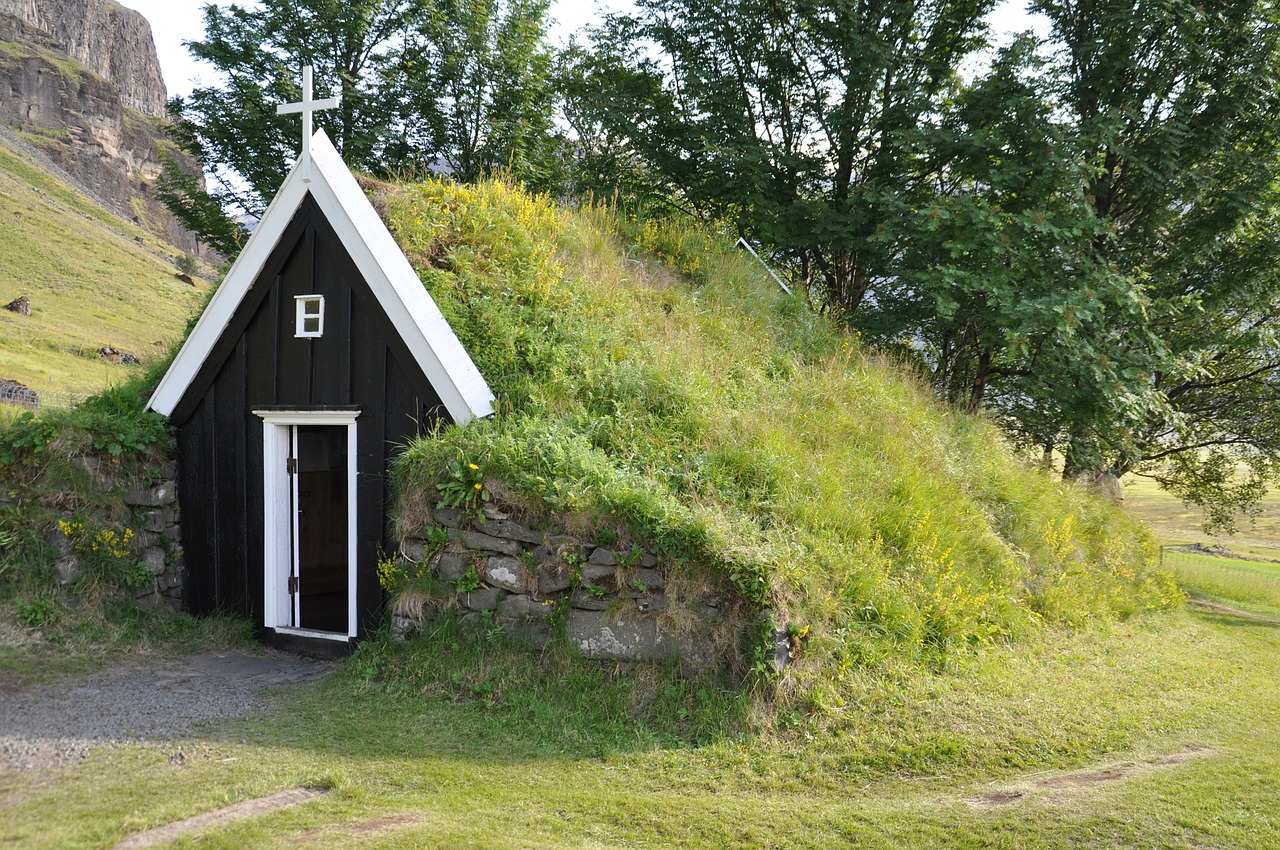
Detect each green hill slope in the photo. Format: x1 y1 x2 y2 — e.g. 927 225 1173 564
0 136 208 396
373 178 1181 701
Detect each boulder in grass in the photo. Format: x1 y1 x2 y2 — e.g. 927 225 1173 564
98 346 140 365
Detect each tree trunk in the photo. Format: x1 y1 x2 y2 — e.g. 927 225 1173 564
967 348 991 413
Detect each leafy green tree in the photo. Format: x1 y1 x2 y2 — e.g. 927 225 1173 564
581 0 995 313
399 0 559 188
170 0 419 220
554 40 655 203
583 0 1280 525
1028 0 1280 520
155 148 248 257
163 0 559 248
870 40 1118 415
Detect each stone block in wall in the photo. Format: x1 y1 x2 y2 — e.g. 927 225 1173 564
537 563 572 594
54 554 79 585
52 522 75 557
629 568 665 591
570 588 610 610
639 552 659 568
431 546 471 583
446 528 521 557
151 462 177 480
433 507 463 528
563 610 680 661
142 547 166 575
459 587 506 611
482 503 510 521
400 539 427 563
141 508 175 533
497 594 552 646
475 519 542 545
497 594 555 624
392 614 417 640
587 547 617 566
483 556 531 593
124 481 176 507
571 610 715 663
580 564 616 585
73 455 112 489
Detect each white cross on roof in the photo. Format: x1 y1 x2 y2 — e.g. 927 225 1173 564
276 65 340 183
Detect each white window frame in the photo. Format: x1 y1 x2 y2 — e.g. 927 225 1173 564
254 409 359 641
294 295 325 338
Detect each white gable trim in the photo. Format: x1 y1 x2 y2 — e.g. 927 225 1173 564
147 130 495 425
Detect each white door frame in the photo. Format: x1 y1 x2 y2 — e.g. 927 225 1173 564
253 409 359 640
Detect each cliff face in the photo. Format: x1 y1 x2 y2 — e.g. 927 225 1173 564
0 2 205 255
0 0 165 116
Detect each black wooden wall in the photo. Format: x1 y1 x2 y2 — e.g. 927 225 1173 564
170 196 449 637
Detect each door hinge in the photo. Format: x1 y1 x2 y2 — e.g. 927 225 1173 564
288 575 299 595
286 456 297 474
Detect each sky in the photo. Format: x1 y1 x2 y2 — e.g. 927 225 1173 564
116 0 1048 103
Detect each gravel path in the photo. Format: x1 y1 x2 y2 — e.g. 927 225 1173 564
0 650 335 772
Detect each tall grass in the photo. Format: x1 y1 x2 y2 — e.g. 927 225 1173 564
374 178 1180 709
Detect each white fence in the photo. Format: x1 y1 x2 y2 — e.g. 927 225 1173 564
0 382 86 411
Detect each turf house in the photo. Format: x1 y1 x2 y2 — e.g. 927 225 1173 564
147 125 494 653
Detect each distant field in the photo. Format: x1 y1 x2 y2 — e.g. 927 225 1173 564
1123 474 1280 614
0 136 209 397
1122 473 1280 554
1159 546 1280 617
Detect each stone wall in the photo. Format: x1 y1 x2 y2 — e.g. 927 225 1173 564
394 504 734 664
39 456 183 610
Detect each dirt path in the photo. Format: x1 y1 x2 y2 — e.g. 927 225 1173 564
966 744 1214 808
0 650 335 773
1187 598 1280 624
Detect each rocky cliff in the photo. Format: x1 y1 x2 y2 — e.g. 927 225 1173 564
0 1 204 255
0 0 165 116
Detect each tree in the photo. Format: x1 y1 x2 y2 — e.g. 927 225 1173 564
170 0 419 221
869 39 1122 416
1025 0 1280 522
398 0 559 189
580 0 995 314
879 0 1280 522
163 0 559 249
581 0 1280 524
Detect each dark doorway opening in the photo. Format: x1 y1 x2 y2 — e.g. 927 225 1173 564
294 424 348 633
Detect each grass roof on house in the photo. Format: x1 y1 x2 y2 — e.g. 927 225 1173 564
369 177 1180 701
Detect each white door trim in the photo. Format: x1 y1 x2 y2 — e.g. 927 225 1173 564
254 409 359 639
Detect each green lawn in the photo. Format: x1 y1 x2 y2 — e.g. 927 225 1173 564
0 137 209 396
2 604 1279 849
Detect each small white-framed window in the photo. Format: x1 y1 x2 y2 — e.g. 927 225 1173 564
294 295 325 338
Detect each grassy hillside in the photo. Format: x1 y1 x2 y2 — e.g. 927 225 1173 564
370 178 1180 705
0 136 208 396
